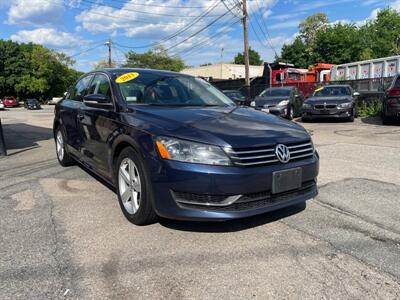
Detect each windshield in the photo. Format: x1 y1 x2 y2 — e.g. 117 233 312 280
259 88 291 97
224 91 245 100
116 72 235 106
313 86 351 97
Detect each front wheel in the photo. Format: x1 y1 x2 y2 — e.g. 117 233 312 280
55 128 74 166
115 147 157 225
286 105 294 120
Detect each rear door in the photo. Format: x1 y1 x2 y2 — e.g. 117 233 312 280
59 74 93 157
78 72 116 178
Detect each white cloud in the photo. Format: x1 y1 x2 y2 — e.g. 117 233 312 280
10 28 86 49
269 20 301 29
8 0 64 26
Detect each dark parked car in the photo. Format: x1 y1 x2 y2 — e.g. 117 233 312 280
382 74 400 124
3 96 18 108
53 68 319 225
24 98 41 110
302 85 359 122
252 86 304 120
222 90 251 106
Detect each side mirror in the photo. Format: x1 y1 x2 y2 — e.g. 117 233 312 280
83 94 112 107
353 92 360 97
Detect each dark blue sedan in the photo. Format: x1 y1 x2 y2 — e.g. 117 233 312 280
53 68 319 225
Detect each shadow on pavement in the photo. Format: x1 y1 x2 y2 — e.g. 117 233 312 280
298 118 351 124
360 117 383 125
2 123 53 151
159 202 306 233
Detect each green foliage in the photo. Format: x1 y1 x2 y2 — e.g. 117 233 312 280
280 37 309 68
123 46 185 72
0 39 81 101
234 47 263 65
313 23 364 64
356 99 383 117
278 8 400 67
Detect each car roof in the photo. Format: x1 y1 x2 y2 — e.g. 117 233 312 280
267 86 294 90
319 85 352 88
92 68 185 78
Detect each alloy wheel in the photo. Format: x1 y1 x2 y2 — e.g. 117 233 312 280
56 130 64 161
118 158 142 214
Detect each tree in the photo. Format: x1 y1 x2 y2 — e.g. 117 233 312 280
94 59 117 69
123 46 185 71
313 23 363 64
362 8 400 57
234 47 263 65
279 37 309 68
299 13 329 46
0 40 81 101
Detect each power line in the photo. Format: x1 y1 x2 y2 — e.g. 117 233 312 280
252 0 278 57
165 5 239 52
79 0 222 18
171 16 240 58
100 0 217 9
69 41 107 58
114 0 221 49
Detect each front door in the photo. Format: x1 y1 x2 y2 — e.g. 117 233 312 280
78 73 117 179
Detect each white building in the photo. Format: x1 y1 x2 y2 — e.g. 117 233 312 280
181 63 264 80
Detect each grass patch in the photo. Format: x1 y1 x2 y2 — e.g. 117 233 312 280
356 99 383 117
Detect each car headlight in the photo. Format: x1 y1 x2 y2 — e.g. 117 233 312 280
277 100 289 106
338 102 352 108
302 103 312 109
155 137 231 166
250 101 256 107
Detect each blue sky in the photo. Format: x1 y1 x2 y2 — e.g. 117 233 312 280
0 0 397 71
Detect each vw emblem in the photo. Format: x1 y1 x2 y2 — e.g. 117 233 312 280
275 144 290 163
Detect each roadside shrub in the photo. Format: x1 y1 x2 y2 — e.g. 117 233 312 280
356 99 383 117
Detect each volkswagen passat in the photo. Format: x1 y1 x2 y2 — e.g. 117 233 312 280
53 68 319 225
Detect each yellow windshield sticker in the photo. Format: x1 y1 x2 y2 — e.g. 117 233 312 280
314 87 324 92
116 72 139 83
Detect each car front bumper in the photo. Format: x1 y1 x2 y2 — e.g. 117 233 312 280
256 106 287 117
302 107 352 119
149 154 319 221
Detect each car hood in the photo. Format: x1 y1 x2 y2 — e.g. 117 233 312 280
305 96 352 104
127 106 310 148
254 96 289 106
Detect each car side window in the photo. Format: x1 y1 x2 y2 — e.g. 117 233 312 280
69 75 93 101
87 73 112 101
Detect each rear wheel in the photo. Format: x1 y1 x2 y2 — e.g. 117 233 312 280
55 128 74 166
115 147 157 225
382 115 392 125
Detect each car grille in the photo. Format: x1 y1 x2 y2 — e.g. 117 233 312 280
314 104 337 109
224 141 314 167
173 180 316 212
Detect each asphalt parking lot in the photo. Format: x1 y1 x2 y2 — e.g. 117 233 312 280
0 106 399 299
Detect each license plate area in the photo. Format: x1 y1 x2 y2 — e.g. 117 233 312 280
272 168 302 194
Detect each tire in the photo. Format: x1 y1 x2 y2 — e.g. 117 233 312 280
115 147 157 225
382 116 392 125
301 116 310 122
287 105 294 120
55 127 74 167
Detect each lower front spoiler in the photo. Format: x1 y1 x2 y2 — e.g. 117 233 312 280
154 184 318 222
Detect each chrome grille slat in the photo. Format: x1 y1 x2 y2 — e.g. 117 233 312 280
227 141 314 167
290 147 314 154
288 143 312 149
230 153 276 160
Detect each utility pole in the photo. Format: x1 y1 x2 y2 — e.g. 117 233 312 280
105 39 112 67
220 47 224 79
0 119 7 156
241 0 250 97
